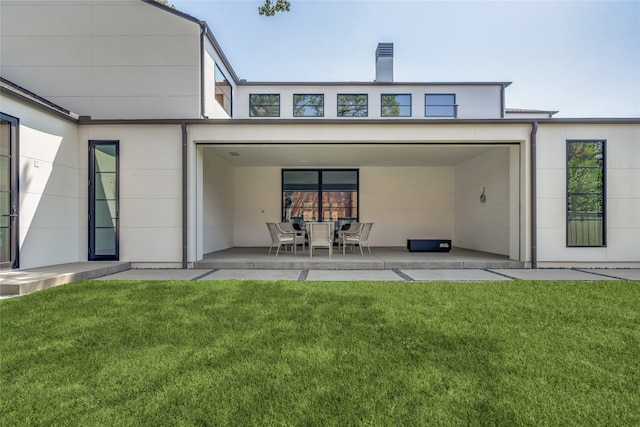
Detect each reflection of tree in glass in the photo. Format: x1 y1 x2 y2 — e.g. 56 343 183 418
337 95 367 117
568 141 604 214
250 94 280 117
294 95 324 117
381 95 401 117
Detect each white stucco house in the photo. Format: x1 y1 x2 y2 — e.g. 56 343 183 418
1 0 638 271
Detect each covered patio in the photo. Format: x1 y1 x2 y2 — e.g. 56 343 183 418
194 246 524 270
192 121 530 267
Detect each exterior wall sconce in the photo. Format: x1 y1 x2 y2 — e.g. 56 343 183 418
480 187 486 203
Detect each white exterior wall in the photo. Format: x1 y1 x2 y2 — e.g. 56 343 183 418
233 167 280 246
234 84 503 119
536 124 640 267
360 167 455 246
454 148 511 256
79 124 184 265
1 0 202 120
202 149 234 252
0 95 82 269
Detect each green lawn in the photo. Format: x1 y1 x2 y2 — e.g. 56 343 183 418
1 279 639 426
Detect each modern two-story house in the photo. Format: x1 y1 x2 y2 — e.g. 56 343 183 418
1 0 638 271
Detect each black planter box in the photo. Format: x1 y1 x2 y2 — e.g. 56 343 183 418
407 239 452 252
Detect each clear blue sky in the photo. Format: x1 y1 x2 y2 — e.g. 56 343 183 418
170 0 640 118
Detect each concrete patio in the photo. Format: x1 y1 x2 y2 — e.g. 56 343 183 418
2 247 638 297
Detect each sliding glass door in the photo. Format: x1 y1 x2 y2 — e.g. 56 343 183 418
89 141 119 260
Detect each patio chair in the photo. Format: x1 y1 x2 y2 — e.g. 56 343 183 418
342 222 373 255
338 222 361 251
278 222 306 250
308 222 333 258
266 222 296 256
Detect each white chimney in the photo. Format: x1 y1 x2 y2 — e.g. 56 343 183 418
375 43 394 82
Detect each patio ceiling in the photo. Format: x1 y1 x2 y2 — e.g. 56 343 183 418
203 144 507 167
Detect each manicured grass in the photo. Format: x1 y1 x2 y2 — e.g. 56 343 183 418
1 279 639 426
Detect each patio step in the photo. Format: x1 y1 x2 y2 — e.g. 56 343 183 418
194 247 525 270
0 262 131 296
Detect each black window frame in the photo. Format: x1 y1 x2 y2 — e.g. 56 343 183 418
282 169 359 230
0 112 19 269
425 93 457 118
381 93 412 117
89 140 120 261
249 94 280 117
337 94 368 117
293 94 325 117
566 139 606 247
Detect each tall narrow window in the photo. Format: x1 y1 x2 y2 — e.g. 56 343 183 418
89 141 119 260
567 140 605 247
282 169 358 233
425 93 456 117
0 113 19 269
381 94 411 117
250 94 280 117
337 94 368 117
215 64 232 116
294 94 324 117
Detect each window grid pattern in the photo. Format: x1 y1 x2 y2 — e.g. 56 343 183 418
294 94 324 117
566 140 605 247
337 94 368 117
250 94 280 117
425 93 456 117
381 94 411 117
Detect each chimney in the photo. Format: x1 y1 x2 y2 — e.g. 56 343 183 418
375 43 394 82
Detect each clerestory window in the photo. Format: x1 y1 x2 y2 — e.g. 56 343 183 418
425 94 456 117
381 94 411 117
250 94 280 117
337 94 368 117
294 94 324 117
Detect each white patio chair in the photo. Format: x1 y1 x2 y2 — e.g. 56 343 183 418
342 222 373 255
307 222 333 258
338 222 361 251
266 222 296 256
278 222 306 250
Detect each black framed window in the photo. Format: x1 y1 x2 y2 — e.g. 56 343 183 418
250 94 280 117
293 94 324 117
337 94 368 117
381 94 411 117
89 141 119 260
215 64 232 116
567 140 605 247
282 169 359 232
425 93 456 117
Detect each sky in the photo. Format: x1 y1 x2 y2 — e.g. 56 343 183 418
169 0 640 118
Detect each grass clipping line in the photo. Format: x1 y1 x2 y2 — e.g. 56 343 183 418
1 279 639 426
